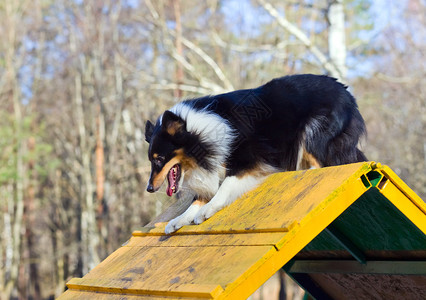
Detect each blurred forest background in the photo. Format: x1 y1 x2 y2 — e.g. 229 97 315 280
0 0 424 299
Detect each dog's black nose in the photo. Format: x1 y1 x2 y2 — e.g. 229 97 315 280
147 184 154 193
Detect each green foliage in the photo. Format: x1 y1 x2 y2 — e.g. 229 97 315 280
0 111 56 185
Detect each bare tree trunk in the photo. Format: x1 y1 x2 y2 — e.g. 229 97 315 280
95 106 105 206
173 0 184 99
1 185 13 299
327 0 347 80
3 1 26 297
51 169 67 298
0 213 3 295
74 72 100 273
68 4 101 271
25 137 41 300
95 104 107 257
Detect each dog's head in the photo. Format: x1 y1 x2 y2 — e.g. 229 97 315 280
145 110 195 196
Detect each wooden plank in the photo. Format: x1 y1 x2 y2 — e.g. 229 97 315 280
68 244 276 297
59 290 202 299
309 273 426 300
125 232 288 248
67 278 224 298
133 225 289 235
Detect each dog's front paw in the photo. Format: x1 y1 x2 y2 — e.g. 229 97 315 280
165 216 188 234
194 203 217 225
165 220 179 234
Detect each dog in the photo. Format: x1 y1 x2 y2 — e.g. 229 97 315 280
145 74 367 234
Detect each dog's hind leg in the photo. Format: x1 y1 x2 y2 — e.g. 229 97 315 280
305 110 367 166
297 146 323 170
165 199 208 234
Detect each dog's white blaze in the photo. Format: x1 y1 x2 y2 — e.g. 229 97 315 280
194 174 267 224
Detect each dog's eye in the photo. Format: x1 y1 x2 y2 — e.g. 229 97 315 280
153 156 165 166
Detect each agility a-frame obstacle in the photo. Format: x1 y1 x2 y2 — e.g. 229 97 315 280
58 162 426 299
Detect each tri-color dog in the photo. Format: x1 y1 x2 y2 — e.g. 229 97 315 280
145 74 367 234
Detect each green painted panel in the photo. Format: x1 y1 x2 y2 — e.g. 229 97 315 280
301 228 346 252
332 188 426 251
366 171 383 187
302 188 426 253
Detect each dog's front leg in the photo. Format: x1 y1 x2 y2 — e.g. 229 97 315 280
165 199 208 234
194 175 266 225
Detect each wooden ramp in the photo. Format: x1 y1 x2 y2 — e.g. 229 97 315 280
58 162 426 299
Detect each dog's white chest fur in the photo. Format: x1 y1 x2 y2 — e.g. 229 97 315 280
183 167 226 199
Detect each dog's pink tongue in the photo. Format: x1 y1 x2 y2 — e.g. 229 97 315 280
166 168 175 197
166 186 173 197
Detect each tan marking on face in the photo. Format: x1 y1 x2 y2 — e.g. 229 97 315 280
151 157 181 190
173 149 197 170
153 153 158 159
150 149 198 190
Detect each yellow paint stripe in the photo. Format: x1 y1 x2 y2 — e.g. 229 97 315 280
379 180 426 235
59 290 201 300
132 227 289 237
67 278 224 299
126 232 287 248
379 166 426 214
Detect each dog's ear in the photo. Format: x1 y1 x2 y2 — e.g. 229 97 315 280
145 120 155 143
162 110 185 136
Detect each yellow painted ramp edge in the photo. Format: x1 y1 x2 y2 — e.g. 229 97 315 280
67 278 224 298
375 164 426 234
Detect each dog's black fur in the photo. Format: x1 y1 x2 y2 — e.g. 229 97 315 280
146 74 366 175
145 74 367 232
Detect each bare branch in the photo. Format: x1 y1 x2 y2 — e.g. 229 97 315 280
142 0 232 93
376 72 422 84
150 82 213 95
212 32 298 53
258 0 341 79
179 35 234 91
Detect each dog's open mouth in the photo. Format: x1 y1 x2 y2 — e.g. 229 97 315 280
166 164 181 196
